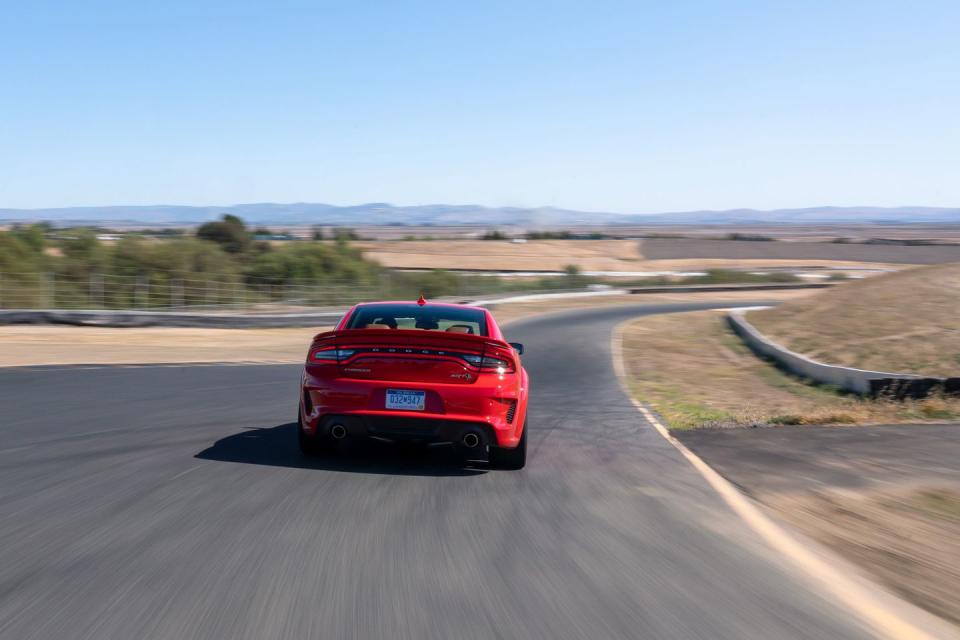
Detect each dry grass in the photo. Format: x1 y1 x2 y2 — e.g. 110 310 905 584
620 310 960 429
357 238 907 274
750 262 960 376
356 239 645 271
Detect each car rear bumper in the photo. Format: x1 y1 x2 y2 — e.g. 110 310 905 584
301 375 523 447
311 413 497 448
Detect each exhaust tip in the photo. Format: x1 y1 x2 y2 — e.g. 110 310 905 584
330 424 347 439
462 433 480 448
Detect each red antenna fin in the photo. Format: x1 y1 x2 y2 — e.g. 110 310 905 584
417 294 426 306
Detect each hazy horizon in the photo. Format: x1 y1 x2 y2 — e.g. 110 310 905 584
0 200 960 216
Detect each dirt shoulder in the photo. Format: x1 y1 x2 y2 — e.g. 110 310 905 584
0 290 819 368
675 424 960 626
0 326 327 367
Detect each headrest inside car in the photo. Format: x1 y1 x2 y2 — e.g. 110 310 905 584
366 323 394 330
445 324 474 334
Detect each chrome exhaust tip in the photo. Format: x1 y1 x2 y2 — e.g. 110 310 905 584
462 433 480 449
330 424 347 439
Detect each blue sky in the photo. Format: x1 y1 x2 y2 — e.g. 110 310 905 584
2 0 958 212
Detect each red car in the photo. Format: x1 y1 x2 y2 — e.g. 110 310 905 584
298 298 529 469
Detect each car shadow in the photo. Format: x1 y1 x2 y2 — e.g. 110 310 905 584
195 422 488 477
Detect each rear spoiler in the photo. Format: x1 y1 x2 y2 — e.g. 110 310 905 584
311 328 508 349
309 328 518 368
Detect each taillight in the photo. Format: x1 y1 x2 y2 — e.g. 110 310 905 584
311 348 355 362
463 351 515 373
480 355 512 372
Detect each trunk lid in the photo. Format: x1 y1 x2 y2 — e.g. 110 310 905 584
319 329 502 384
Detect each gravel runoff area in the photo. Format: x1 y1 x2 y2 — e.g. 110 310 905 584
640 237 960 265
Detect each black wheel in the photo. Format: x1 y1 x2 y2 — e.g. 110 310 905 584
297 410 330 456
489 421 527 470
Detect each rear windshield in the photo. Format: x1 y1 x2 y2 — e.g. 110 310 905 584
346 304 488 336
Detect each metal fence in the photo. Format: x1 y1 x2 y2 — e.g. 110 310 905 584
0 272 382 311
0 260 620 314
0 270 575 311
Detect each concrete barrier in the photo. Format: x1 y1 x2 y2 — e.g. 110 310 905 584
726 309 929 396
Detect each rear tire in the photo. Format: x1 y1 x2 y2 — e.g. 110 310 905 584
489 421 527 470
298 410 330 456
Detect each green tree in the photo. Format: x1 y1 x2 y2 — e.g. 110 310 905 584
332 227 359 242
10 223 49 252
196 214 252 254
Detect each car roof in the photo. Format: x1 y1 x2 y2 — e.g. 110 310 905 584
355 301 487 312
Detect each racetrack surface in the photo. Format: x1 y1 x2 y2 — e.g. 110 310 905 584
0 302 875 640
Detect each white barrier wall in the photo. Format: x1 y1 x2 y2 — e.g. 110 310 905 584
726 309 920 395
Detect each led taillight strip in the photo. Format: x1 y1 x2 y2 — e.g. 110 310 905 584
311 345 515 372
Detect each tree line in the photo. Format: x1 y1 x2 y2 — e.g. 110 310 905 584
0 216 381 308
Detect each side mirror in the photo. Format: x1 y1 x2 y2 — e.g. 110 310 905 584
509 342 524 355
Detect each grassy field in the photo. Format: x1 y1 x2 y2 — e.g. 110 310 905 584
356 238 914 274
749 262 960 376
356 239 644 272
620 309 960 429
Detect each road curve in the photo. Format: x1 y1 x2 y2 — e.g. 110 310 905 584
0 302 873 640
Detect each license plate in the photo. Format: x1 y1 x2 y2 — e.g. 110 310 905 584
386 389 426 411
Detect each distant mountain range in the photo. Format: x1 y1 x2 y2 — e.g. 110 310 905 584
0 203 958 226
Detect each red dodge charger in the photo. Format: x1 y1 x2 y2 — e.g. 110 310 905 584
298 298 528 469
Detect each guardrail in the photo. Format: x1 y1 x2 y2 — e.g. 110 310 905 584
727 309 959 398
0 289 627 328
629 282 834 294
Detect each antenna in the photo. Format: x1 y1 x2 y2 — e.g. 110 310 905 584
417 294 426 306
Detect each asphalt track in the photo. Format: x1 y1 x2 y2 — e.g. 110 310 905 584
0 302 875 640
